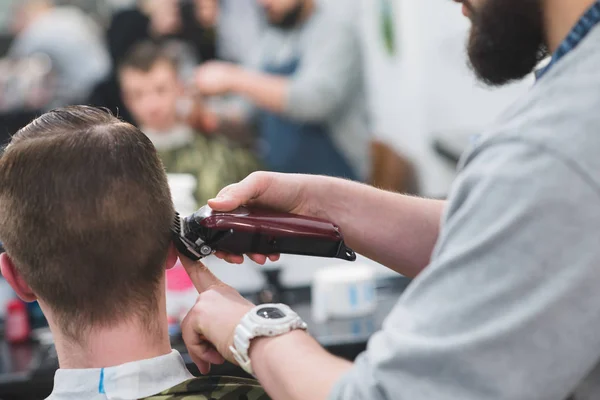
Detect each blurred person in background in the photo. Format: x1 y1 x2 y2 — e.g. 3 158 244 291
108 0 216 66
89 0 217 125
194 0 370 181
195 0 266 65
119 41 261 206
9 0 111 107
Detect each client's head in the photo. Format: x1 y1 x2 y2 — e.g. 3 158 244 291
119 41 183 132
0 106 176 344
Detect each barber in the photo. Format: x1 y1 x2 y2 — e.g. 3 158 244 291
179 0 600 398
193 0 369 181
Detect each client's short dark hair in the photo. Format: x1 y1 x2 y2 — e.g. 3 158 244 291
0 106 174 339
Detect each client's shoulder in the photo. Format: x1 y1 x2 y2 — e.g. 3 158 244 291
142 376 271 400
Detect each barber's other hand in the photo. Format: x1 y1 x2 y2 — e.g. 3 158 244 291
179 255 255 370
208 172 326 265
184 101 220 133
195 61 240 96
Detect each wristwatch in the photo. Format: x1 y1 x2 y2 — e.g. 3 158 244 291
230 303 308 376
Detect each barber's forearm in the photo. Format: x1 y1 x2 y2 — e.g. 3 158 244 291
251 330 352 400
230 70 289 114
313 177 445 277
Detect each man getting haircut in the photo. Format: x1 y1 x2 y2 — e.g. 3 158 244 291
0 106 269 400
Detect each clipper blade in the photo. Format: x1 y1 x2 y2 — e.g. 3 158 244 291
171 212 202 261
171 212 182 236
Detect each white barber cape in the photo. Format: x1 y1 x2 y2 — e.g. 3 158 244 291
46 350 194 400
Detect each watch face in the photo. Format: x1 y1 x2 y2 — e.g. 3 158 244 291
256 307 286 319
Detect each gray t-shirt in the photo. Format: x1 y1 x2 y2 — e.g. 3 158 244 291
254 0 371 180
330 22 600 400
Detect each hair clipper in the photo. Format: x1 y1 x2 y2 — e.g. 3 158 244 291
171 206 356 262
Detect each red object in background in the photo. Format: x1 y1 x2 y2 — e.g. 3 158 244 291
5 299 30 344
166 260 195 292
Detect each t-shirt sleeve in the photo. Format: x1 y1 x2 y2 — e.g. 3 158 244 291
330 140 600 400
284 6 362 122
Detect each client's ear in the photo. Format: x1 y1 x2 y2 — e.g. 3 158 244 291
165 243 178 270
0 253 37 302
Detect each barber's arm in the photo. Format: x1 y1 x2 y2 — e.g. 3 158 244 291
281 12 363 122
207 172 444 278
194 11 361 122
195 63 289 114
182 143 600 400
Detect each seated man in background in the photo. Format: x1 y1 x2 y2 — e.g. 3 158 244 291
90 0 217 125
0 106 269 400
119 41 261 206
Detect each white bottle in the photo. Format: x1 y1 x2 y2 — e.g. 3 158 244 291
167 173 198 216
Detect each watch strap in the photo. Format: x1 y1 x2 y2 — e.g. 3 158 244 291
230 312 255 375
230 304 307 376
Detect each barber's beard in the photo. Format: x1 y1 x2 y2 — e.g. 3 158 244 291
269 1 304 30
466 0 549 86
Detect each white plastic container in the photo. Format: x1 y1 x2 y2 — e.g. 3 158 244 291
167 173 198 216
311 264 377 323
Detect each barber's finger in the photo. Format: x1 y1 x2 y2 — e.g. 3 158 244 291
181 308 200 346
188 341 225 371
214 251 231 260
208 172 273 212
178 256 223 292
225 254 245 264
181 312 210 373
189 349 211 375
215 251 278 265
248 253 281 264
187 344 224 374
214 251 245 264
181 312 225 374
200 345 225 365
248 254 267 265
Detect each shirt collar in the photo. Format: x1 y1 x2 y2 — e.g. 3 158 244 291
142 125 196 151
536 0 600 80
47 350 194 400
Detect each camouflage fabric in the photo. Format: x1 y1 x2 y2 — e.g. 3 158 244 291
141 376 271 400
158 132 262 206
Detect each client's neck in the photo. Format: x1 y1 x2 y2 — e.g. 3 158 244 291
48 311 172 369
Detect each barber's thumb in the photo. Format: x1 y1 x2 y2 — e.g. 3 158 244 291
208 184 243 211
209 172 271 211
179 257 223 293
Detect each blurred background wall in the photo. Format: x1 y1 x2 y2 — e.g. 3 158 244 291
359 0 534 198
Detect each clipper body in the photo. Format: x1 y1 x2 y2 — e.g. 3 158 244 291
172 206 356 262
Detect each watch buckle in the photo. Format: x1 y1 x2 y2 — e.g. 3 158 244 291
230 345 254 376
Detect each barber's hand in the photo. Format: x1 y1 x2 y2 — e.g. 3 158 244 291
208 172 326 265
184 101 220 133
195 61 241 97
179 255 255 372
